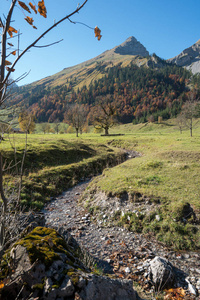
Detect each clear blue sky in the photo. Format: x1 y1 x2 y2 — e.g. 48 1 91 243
2 0 200 86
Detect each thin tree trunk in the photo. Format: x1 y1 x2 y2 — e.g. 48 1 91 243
190 119 192 137
0 153 7 213
0 153 7 247
105 127 109 135
17 131 28 204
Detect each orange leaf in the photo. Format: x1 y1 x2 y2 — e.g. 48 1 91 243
7 26 18 38
8 26 18 33
29 2 37 14
38 0 47 18
18 1 31 13
7 31 13 38
5 60 12 66
6 67 15 72
94 26 102 41
24 16 34 25
0 282 4 289
164 288 185 300
11 50 16 56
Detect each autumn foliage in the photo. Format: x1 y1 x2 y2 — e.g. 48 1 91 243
18 111 36 133
11 59 192 124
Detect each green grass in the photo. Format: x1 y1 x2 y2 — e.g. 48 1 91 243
88 121 200 206
0 120 200 250
0 133 126 208
81 120 200 250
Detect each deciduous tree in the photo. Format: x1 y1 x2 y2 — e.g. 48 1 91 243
40 122 51 134
53 118 60 134
90 95 117 135
176 113 185 134
64 104 89 137
181 91 200 137
18 110 35 133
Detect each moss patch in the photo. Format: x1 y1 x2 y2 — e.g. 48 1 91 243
14 227 77 267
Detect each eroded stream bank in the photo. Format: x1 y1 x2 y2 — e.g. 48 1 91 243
42 178 200 299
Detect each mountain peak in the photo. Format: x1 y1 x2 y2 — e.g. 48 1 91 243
113 36 149 57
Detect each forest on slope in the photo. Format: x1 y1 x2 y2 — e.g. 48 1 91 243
11 56 199 124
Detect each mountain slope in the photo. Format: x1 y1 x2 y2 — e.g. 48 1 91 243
10 36 192 124
168 39 200 74
23 36 151 90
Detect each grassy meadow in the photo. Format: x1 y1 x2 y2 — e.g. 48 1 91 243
1 120 200 250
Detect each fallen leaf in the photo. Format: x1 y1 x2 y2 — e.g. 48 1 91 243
106 239 112 244
164 287 185 300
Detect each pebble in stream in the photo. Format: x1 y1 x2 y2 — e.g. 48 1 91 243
42 181 200 298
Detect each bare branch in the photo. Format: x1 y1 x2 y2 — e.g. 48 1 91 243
12 70 31 83
3 160 21 172
3 0 88 85
33 39 63 48
68 18 94 30
0 17 4 29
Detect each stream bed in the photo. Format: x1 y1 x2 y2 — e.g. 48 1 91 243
42 179 200 298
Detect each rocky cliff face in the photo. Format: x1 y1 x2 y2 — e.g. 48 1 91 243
113 36 149 57
168 39 200 74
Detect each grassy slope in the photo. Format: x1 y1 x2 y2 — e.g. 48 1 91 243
23 52 148 90
0 134 126 209
94 123 200 211
82 121 200 249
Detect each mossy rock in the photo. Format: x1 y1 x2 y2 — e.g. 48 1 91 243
0 226 85 281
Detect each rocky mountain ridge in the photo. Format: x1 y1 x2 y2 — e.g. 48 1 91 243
111 36 149 57
168 39 200 74
17 36 200 91
15 36 166 92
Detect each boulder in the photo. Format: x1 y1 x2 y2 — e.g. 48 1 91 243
57 277 75 297
149 256 175 290
79 275 137 300
181 203 196 221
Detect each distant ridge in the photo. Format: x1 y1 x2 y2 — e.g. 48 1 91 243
168 39 200 74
